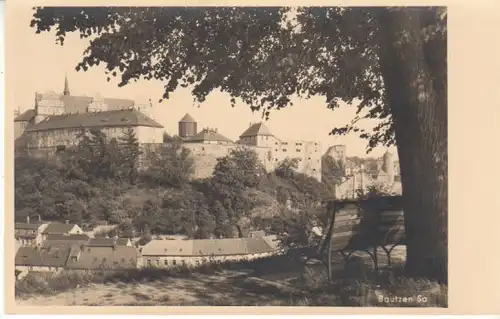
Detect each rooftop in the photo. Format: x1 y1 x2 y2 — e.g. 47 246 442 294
184 128 233 144
141 237 278 257
179 113 197 123
37 93 135 114
42 222 78 235
14 109 36 122
15 246 71 268
26 109 163 132
239 122 274 138
66 246 138 270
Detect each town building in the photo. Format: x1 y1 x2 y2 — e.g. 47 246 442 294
15 222 48 247
14 75 163 154
65 245 140 271
41 222 84 240
140 236 279 269
15 245 71 275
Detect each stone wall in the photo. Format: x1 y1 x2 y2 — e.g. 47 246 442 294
22 140 323 181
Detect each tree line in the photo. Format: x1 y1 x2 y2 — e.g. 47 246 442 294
16 126 347 241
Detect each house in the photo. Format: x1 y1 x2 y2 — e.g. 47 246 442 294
65 245 139 271
42 222 83 239
42 234 90 248
140 237 280 269
141 239 194 268
15 222 48 247
15 245 71 274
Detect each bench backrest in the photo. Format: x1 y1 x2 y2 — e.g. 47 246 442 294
321 196 405 252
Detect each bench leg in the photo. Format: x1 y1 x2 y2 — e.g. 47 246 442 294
381 246 392 267
373 247 379 272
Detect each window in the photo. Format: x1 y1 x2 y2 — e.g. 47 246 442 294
29 266 33 271
172 260 177 265
21 123 26 129
181 260 186 265
147 260 152 266
282 148 287 152
164 260 168 266
156 260 160 266
296 149 301 152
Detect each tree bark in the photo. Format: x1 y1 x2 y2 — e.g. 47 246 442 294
377 8 448 284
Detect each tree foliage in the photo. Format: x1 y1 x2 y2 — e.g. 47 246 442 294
30 6 445 153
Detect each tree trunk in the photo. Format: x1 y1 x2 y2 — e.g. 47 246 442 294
377 8 448 284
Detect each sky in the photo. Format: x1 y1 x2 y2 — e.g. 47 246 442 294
9 5 397 158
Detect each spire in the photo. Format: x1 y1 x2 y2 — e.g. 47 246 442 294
63 74 70 96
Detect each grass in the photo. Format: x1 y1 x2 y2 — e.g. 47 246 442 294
15 253 448 307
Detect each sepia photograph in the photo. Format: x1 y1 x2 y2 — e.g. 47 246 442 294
9 4 448 309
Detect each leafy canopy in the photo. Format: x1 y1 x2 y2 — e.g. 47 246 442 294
30 6 445 152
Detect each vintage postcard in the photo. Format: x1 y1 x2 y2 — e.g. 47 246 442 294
4 0 500 316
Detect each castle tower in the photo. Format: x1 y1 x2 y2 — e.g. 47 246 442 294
63 75 70 96
332 144 347 164
178 113 197 138
382 150 395 183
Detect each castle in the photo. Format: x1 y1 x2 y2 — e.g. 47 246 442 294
14 77 323 181
14 76 163 149
171 114 323 180
323 144 402 199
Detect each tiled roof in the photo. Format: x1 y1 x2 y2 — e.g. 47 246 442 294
87 238 115 247
15 223 44 230
184 128 233 143
142 238 279 257
262 235 280 250
26 109 163 132
141 239 194 257
15 246 71 268
42 223 77 235
43 234 90 247
179 113 197 123
45 234 89 241
116 238 131 246
239 122 274 138
66 246 138 270
36 93 135 114
243 237 275 254
14 109 36 122
193 238 248 256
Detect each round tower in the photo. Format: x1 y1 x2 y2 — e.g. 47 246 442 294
382 150 395 183
178 113 197 138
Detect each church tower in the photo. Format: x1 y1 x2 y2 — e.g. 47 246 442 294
63 75 70 96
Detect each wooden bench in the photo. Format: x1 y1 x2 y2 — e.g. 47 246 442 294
316 196 405 280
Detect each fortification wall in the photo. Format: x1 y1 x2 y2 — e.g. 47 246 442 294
22 140 322 181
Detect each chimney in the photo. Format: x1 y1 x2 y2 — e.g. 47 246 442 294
38 214 42 222
26 216 30 224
